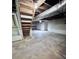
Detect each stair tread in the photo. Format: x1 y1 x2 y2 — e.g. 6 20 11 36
21 15 33 20
19 2 34 10
20 7 33 14
20 12 33 16
21 20 32 22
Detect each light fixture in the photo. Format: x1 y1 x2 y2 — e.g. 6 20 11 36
39 20 42 23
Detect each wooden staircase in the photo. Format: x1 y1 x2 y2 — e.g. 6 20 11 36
19 0 35 37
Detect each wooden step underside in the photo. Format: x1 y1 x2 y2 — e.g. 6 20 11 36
19 0 34 37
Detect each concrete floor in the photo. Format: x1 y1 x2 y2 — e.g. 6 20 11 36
12 18 66 59
13 31 66 59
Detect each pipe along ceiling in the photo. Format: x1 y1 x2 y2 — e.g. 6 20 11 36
34 0 66 21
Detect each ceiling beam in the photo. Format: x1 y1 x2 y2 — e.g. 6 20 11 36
34 0 66 20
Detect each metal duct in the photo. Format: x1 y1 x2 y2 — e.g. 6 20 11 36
35 0 66 20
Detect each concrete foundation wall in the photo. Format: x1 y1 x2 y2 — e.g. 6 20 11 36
36 18 66 34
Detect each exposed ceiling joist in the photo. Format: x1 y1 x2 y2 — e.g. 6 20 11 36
35 0 66 20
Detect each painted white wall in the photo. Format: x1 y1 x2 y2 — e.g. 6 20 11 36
48 19 66 34
36 18 66 35
12 13 23 41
